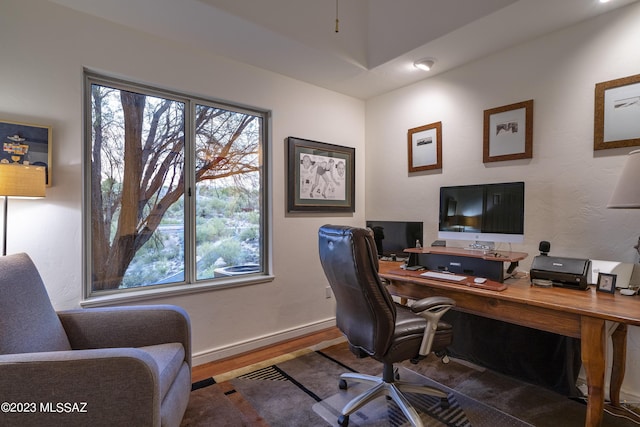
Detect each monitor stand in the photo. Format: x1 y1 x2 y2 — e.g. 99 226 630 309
404 246 528 283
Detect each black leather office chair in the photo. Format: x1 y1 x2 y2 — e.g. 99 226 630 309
318 225 455 427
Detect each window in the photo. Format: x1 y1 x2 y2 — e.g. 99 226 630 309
84 72 270 298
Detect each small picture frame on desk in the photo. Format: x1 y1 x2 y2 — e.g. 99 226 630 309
596 272 617 294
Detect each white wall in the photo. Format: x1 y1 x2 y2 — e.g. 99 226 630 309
5 0 640 401
0 0 365 364
365 2 640 400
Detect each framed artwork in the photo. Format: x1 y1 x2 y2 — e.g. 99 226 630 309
0 119 52 186
594 73 640 151
287 137 355 213
483 100 533 163
596 272 617 294
408 121 442 172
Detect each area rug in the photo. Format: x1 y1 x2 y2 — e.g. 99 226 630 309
181 341 532 427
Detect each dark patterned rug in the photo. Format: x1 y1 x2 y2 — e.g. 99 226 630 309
181 341 532 426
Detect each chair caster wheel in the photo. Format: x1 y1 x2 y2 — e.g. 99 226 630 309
339 379 348 390
338 414 349 426
440 397 450 409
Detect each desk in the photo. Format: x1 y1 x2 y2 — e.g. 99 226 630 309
379 261 640 427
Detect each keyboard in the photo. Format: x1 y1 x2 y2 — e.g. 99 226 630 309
420 271 467 282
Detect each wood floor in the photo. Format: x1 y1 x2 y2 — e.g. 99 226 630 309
191 327 343 383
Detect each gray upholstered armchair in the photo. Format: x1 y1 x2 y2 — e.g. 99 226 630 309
0 253 192 427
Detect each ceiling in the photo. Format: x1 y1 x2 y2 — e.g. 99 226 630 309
50 0 638 99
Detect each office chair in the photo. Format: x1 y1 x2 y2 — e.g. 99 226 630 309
318 225 455 427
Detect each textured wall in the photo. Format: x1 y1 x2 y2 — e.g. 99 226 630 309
365 2 640 400
0 0 365 365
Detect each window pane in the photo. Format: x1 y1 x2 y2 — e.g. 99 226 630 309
90 84 186 291
194 104 263 280
86 73 269 297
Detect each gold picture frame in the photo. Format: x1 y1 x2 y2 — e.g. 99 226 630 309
483 100 533 163
408 121 442 172
594 73 640 151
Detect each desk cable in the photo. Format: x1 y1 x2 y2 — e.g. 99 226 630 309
574 395 640 424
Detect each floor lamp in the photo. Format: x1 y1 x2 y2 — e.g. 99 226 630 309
0 163 46 256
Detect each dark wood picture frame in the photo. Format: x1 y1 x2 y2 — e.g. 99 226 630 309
408 121 442 172
287 137 355 213
596 272 617 294
483 100 533 163
594 73 640 151
0 119 52 186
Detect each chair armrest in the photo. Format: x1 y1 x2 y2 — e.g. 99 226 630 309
58 305 191 367
410 296 455 356
0 348 161 426
410 296 455 314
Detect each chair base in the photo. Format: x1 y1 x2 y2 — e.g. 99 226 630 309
337 371 449 427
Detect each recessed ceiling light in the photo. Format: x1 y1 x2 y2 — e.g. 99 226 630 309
600 0 611 3
414 58 436 71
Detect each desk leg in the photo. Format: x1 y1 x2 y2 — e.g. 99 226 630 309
610 323 627 407
581 316 606 427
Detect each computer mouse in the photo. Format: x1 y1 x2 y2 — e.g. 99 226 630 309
474 277 487 284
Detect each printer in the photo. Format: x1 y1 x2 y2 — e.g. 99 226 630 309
530 255 591 290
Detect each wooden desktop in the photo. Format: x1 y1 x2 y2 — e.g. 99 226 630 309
378 259 640 427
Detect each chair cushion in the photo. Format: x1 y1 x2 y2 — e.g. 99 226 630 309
0 253 71 354
138 342 186 400
384 305 453 363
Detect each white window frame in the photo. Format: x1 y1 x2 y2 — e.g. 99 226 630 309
81 70 273 307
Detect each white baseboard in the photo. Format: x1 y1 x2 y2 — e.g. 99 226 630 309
576 377 640 404
192 317 337 367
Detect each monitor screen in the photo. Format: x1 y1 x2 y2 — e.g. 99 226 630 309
438 182 525 244
365 220 423 258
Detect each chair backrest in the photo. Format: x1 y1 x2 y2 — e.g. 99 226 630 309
0 253 71 354
318 225 396 358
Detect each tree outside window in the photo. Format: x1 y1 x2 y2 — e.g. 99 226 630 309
85 74 268 295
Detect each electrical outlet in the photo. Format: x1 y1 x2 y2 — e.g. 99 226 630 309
325 286 332 298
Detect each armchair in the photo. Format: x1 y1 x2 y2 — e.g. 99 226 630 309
0 253 191 427
318 225 455 427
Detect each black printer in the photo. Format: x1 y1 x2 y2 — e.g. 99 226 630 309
530 255 591 290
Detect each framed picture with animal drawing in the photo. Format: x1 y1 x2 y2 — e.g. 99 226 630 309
286 136 355 213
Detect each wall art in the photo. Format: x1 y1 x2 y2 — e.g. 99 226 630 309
594 73 640 150
287 137 355 213
408 121 442 172
0 119 52 186
483 100 533 163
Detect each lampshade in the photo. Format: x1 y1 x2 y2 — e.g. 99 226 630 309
0 163 46 198
608 149 640 208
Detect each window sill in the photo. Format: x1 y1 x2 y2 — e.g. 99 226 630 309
81 274 275 308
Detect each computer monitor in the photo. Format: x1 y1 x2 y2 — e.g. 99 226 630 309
438 182 525 245
365 220 423 258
